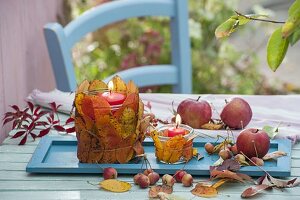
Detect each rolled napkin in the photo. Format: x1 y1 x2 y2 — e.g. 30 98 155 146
27 89 74 114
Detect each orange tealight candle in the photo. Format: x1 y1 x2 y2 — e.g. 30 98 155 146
168 114 185 137
100 81 126 106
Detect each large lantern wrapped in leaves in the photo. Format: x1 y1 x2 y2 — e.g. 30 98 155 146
74 76 146 163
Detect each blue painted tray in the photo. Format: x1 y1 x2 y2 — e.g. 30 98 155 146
26 136 292 177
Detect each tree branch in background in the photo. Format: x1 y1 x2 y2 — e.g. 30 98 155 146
234 11 285 24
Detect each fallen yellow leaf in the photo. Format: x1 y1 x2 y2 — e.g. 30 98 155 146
99 179 131 193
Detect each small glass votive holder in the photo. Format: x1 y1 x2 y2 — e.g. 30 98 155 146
154 124 194 164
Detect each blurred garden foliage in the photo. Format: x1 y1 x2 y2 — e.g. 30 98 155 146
67 0 290 94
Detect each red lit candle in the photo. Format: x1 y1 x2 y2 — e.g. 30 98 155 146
168 114 185 137
101 81 126 106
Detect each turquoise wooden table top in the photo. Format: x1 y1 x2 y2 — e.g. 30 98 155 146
1 93 300 199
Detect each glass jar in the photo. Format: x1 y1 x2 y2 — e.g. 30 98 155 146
153 124 194 164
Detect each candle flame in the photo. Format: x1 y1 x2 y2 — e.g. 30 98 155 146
108 81 114 91
175 114 181 128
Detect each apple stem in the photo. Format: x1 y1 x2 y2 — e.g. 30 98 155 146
252 140 259 158
240 151 271 177
255 129 259 133
87 181 99 187
225 99 228 104
197 96 201 101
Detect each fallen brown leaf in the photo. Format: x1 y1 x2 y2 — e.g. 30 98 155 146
191 183 218 198
262 151 287 160
148 185 173 198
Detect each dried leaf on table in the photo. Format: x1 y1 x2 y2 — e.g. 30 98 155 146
210 169 252 183
212 157 224 166
195 153 204 161
262 151 287 160
157 192 186 200
201 122 224 130
99 179 131 193
241 184 271 198
215 159 240 171
213 140 231 153
268 176 298 188
148 185 173 198
212 179 228 189
191 183 218 198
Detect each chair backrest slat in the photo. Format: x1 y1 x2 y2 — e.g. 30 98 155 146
44 0 192 93
65 0 175 47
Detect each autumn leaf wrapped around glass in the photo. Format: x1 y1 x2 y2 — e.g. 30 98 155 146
74 76 146 164
151 114 195 164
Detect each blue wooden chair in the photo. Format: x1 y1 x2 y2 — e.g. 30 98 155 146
44 0 192 93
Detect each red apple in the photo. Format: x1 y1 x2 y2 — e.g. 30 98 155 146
250 157 264 166
137 174 150 188
148 172 160 185
220 97 252 129
230 144 238 155
162 174 175 186
143 169 154 176
204 142 214 154
177 97 212 129
182 174 193 187
103 167 117 180
236 128 270 158
174 170 187 183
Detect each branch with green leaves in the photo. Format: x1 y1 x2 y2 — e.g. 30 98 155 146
215 0 300 72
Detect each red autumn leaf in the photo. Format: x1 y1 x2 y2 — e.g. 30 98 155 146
262 151 287 160
38 127 51 137
49 102 57 112
52 120 59 125
28 122 35 130
210 169 249 183
65 117 74 125
12 120 20 129
241 184 271 198
10 105 20 112
23 107 29 114
47 116 52 123
215 159 240 171
2 117 14 126
66 127 75 133
33 106 41 116
27 101 34 112
19 134 28 145
11 131 26 139
36 110 49 118
49 102 62 113
30 133 37 140
256 175 266 185
3 112 14 120
148 185 173 198
53 125 65 132
236 173 254 183
49 112 54 121
269 176 298 188
35 121 49 127
145 101 152 110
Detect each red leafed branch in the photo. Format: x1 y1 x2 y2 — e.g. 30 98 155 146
2 101 75 145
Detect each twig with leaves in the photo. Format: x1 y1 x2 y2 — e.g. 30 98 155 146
2 101 75 145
